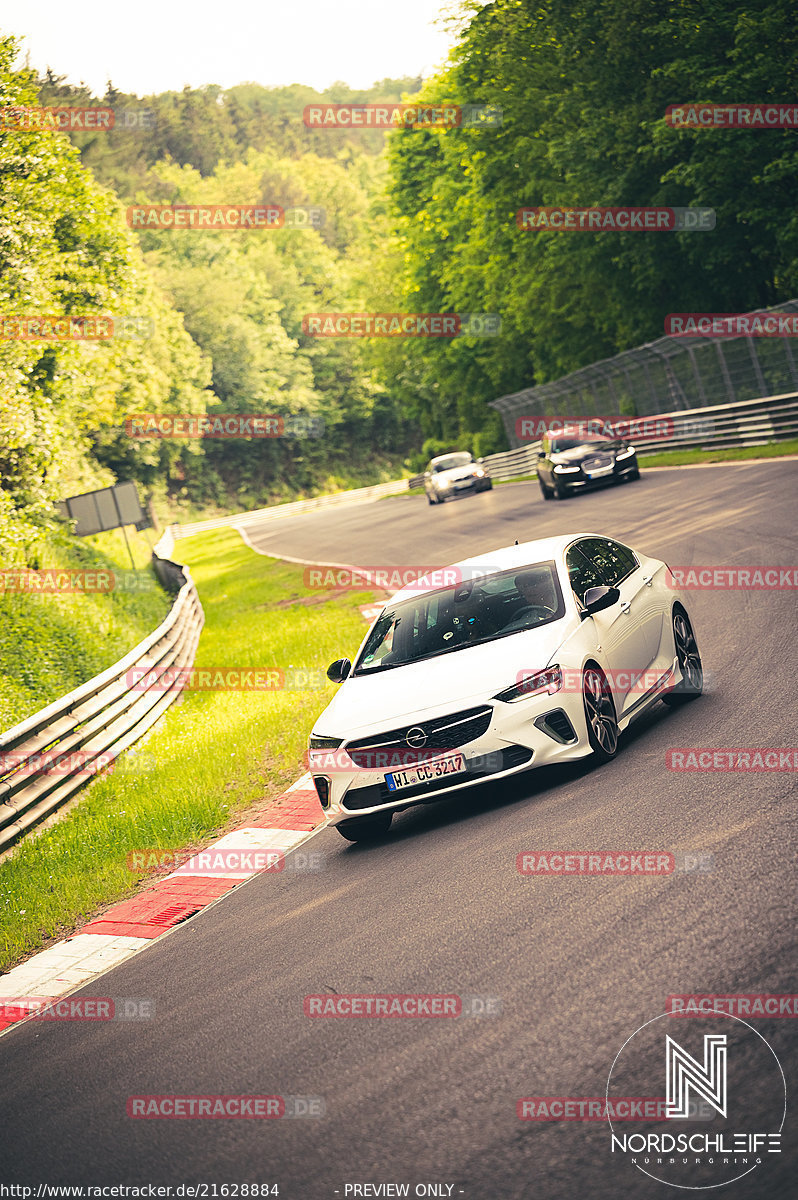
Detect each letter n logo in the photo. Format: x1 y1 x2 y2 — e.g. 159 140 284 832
666 1034 727 1118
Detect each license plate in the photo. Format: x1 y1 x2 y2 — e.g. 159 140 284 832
455 480 472 488
385 753 466 791
587 465 613 478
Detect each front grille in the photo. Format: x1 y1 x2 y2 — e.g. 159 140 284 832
346 705 493 767
341 746 533 810
582 455 613 470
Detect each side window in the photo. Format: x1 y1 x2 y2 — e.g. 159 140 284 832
566 544 605 604
579 537 638 587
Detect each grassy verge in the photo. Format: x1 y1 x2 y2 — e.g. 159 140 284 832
0 528 373 971
637 438 798 468
0 525 169 728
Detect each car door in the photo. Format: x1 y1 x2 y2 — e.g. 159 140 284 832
586 538 663 663
566 538 653 715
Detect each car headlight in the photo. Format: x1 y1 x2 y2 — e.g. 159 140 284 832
475 467 486 477
553 465 581 474
308 734 343 749
616 445 636 458
494 665 563 703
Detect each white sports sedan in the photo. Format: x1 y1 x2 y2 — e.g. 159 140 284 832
308 534 703 841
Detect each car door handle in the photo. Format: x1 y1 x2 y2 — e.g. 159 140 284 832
620 601 631 614
642 575 653 586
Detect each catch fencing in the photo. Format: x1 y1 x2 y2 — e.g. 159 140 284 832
491 299 798 447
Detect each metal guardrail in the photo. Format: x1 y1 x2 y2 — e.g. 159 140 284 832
0 545 204 853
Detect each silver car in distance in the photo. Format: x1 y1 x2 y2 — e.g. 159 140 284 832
308 534 703 842
424 451 492 504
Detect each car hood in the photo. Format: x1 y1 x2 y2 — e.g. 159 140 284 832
314 616 578 739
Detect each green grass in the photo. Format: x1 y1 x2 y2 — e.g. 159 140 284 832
0 525 170 728
0 528 373 971
638 438 798 468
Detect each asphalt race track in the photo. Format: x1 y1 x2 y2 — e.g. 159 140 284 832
1 460 796 1198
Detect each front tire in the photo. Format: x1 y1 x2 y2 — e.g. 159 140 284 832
539 478 552 501
336 812 393 842
662 608 703 706
582 666 619 762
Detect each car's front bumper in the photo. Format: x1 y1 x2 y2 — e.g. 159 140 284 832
434 476 491 498
309 694 593 824
555 457 638 492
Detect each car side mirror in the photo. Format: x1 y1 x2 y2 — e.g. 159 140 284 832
537 450 546 459
582 585 620 616
326 657 352 683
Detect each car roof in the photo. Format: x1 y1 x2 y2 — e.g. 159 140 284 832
390 533 615 603
430 451 472 463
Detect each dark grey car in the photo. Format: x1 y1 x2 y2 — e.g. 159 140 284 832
537 432 639 500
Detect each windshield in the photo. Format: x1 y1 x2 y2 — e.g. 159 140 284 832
551 435 613 452
353 562 565 675
432 453 473 472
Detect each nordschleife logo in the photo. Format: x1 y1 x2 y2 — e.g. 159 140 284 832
606 1011 786 1189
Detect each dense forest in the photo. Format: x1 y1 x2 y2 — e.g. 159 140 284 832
2 0 797 558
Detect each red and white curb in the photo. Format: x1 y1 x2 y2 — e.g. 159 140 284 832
0 774 324 1035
